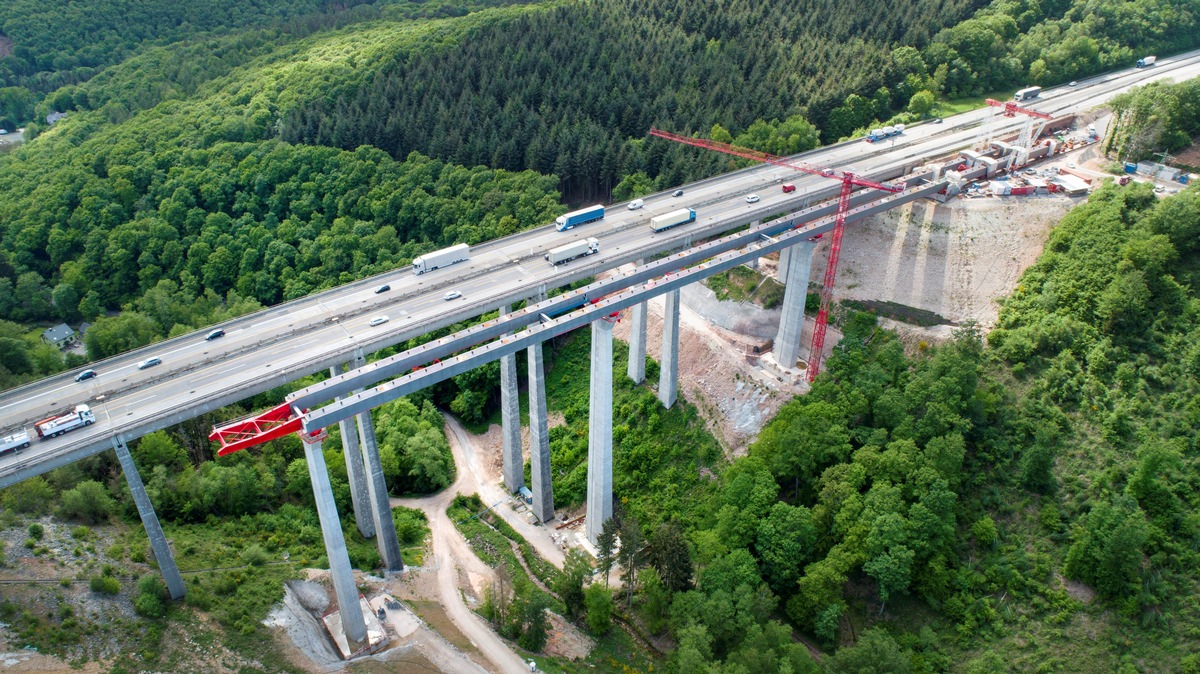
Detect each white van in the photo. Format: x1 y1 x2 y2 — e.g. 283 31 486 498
627 199 644 210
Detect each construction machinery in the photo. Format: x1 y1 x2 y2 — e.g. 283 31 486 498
648 128 903 380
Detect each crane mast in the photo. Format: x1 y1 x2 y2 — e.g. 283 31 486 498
648 128 902 380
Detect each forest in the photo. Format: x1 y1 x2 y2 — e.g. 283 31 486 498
1 0 1200 671
1 0 1197 385
283 0 1200 200
525 182 1198 673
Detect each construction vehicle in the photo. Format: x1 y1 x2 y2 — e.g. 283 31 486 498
545 237 600 264
649 208 697 232
1137 56 1156 67
34 405 96 439
1 429 31 455
555 205 605 232
412 243 470 275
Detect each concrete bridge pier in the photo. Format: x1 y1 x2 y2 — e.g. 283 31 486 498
774 240 818 369
332 363 373 538
354 412 404 571
112 437 185 600
627 260 647 384
659 288 680 408
302 435 367 645
585 318 615 546
527 340 554 522
499 305 524 494
746 221 762 268
351 355 404 572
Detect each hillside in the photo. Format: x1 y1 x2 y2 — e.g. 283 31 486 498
1 0 1200 672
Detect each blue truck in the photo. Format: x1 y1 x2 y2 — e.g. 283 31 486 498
555 205 605 232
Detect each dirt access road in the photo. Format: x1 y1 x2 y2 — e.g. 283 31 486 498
391 413 564 674
393 419 532 674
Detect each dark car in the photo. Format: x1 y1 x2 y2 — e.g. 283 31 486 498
374 284 391 294
74 369 97 382
205 329 225 341
672 189 684 197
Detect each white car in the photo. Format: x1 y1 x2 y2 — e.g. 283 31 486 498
627 199 644 210
745 194 760 203
443 290 463 301
368 315 389 326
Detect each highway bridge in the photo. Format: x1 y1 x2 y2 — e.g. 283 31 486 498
2 51 1199 645
5 53 1198 489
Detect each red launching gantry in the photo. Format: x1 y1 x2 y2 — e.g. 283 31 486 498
648 128 904 380
209 402 315 455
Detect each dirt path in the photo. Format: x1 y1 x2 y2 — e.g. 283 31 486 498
442 415 568 569
394 419 531 674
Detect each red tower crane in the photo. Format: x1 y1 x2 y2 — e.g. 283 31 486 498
648 128 904 380
982 98 1053 158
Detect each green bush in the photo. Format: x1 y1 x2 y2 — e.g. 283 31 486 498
240 544 270 567
133 574 168 618
90 575 121 594
27 523 44 540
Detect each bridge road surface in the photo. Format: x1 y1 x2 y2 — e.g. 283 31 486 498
3 52 1200 489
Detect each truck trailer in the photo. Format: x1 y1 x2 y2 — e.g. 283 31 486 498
555 205 605 232
545 237 600 264
34 405 95 439
864 124 905 142
1137 55 1157 67
1 429 31 455
650 208 697 232
1014 86 1041 101
412 243 470 275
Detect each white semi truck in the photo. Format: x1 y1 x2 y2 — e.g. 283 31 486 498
0 429 31 455
34 404 96 439
545 237 600 264
1014 86 1042 101
650 208 697 232
412 243 470 275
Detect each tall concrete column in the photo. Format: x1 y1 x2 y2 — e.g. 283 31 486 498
527 341 554 522
356 410 404 572
746 221 762 269
628 301 647 384
499 305 524 493
332 363 373 538
777 245 793 285
774 240 818 369
302 436 367 645
659 289 680 408
112 437 185 600
585 319 615 546
627 258 648 385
